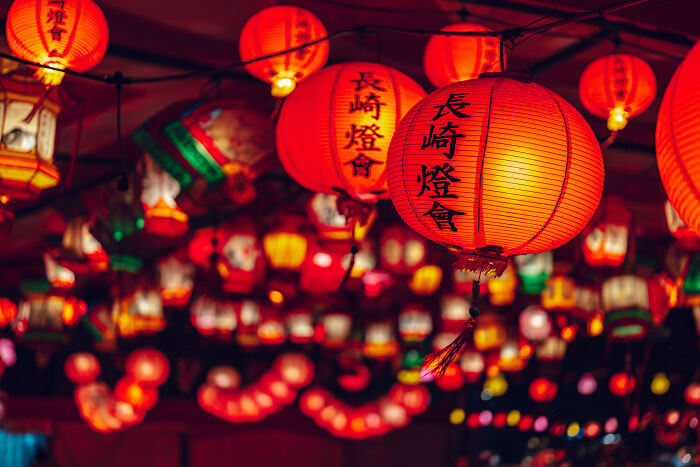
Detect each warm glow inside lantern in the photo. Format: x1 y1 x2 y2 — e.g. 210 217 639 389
387 75 603 276
609 372 635 396
278 62 426 202
541 276 575 311
408 264 443 296
65 352 100 384
529 378 557 403
579 54 656 131
423 23 505 88
158 254 195 307
488 262 517 305
190 296 238 337
398 306 433 342
362 322 398 359
6 0 109 86
115 288 164 338
125 348 170 387
141 155 188 237
239 6 328 97
582 196 631 267
473 312 506 352
601 275 653 341
0 298 17 327
519 306 552 342
0 68 61 205
379 226 427 274
262 222 308 271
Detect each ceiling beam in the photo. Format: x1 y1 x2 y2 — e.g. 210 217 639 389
521 29 616 75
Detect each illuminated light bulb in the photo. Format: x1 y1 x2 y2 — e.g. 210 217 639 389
607 107 629 131
486 364 500 378
271 75 297 98
313 252 332 267
483 375 507 397
268 290 284 305
665 410 680 426
650 372 670 395
449 408 465 425
507 410 520 427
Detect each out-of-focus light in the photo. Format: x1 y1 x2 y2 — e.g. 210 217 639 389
604 417 618 433
518 415 533 431
588 313 604 336
480 389 493 401
449 408 465 425
486 364 500 378
650 372 670 395
268 290 284 305
566 422 581 438
560 325 576 342
666 410 680 426
602 433 616 445
507 410 521 426
533 416 548 432
493 412 507 428
584 421 601 438
479 410 493 426
467 413 480 428
577 373 597 395
483 374 507 397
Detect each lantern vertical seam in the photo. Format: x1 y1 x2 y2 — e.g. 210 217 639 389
61 0 82 60
327 66 346 189
35 0 49 56
512 95 572 253
626 56 639 113
475 82 496 236
446 34 459 84
603 57 615 113
298 11 323 78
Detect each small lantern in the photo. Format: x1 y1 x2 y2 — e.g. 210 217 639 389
217 223 266 294
434 364 464 391
519 306 552 342
141 154 188 237
236 300 262 348
582 197 631 267
207 366 241 391
16 292 82 337
65 352 100 384
601 275 654 341
116 288 164 338
286 309 314 344
665 200 699 247
59 218 110 274
460 351 485 383
44 253 75 289
258 311 287 346
362 270 393 298
515 252 553 294
529 378 557 403
408 264 442 296
609 373 635 396
125 348 170 387
114 377 158 411
572 286 600 322
0 298 17 327
0 67 61 210
320 312 352 348
307 192 376 241
684 383 700 405
487 261 517 306
473 312 506 352
157 254 195 307
300 242 350 293
398 306 433 342
541 276 575 311
440 295 470 333
262 217 308 270
498 340 526 373
363 322 398 359
379 226 427 275
190 296 238 337
536 336 567 362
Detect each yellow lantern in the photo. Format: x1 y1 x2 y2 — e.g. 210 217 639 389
263 220 308 270
483 374 508 397
541 276 576 311
650 372 670 395
473 312 506 352
488 262 517 306
536 336 567 362
498 340 526 373
408 264 442 296
116 288 165 338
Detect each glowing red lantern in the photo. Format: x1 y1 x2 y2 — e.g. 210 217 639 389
114 377 158 411
665 200 699 247
0 299 17 327
460 351 484 383
398 306 433 342
541 276 575 311
435 363 465 391
609 372 635 396
275 352 314 388
300 242 350 293
190 296 237 337
319 312 352 348
387 75 603 275
579 54 656 131
257 310 286 346
286 309 314 344
389 384 430 415
473 312 506 352
239 6 328 97
529 378 557 402
65 352 100 384
423 23 504 88
157 253 194 307
125 348 170 387
685 383 700 405
207 366 241 391
582 196 631 266
379 225 427 274
6 0 108 86
277 62 426 202
656 42 700 235
141 155 188 237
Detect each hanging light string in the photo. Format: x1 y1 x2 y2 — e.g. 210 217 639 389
0 0 666 88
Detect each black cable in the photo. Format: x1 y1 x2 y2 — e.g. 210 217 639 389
114 72 129 192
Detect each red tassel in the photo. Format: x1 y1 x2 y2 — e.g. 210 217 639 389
423 318 476 376
453 246 508 277
335 193 375 225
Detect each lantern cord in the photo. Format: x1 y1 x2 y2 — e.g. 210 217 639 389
599 130 618 150
337 229 359 292
113 72 129 192
423 279 480 376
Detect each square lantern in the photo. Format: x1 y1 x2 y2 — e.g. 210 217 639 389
398 306 433 342
515 252 553 294
601 275 653 341
116 288 165 338
541 276 576 311
319 312 352 348
362 322 398 359
0 68 61 204
488 262 517 306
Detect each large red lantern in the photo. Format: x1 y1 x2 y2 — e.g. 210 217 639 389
277 62 426 202
239 6 328 97
6 0 109 86
423 23 504 88
387 74 604 276
579 54 656 131
656 41 700 235
125 348 170 387
65 352 100 384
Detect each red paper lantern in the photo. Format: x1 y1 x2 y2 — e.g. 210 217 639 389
656 41 700 235
582 196 631 266
6 0 109 85
286 309 314 344
207 366 241 391
609 372 635 396
277 62 426 202
300 242 350 293
141 155 188 237
275 353 314 388
257 310 287 346
434 363 465 391
529 377 558 402
423 23 504 88
114 377 158 411
579 54 656 131
684 383 700 405
0 298 17 327
379 225 427 274
64 352 100 384
239 6 328 97
125 348 170 387
387 75 603 275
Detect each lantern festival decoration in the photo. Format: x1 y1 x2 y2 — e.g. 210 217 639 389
300 242 350 293
460 351 485 383
398 306 433 342
362 322 398 359
65 352 100 385
307 192 376 241
536 336 567 362
257 310 287 346
497 340 526 373
44 253 75 289
59 217 109 274
453 269 490 296
157 254 195 307
114 377 158 411
572 285 600 322
583 196 631 267
277 62 426 203
6 0 109 86
379 226 427 274
408 264 442 296
207 366 241 391
0 299 17 327
319 312 352 348
579 54 656 131
423 23 505 88
488 262 517 306
262 217 308 270
285 309 314 344
529 378 558 403
600 275 658 341
141 155 188 237
609 372 635 396
115 287 165 338
236 300 262 348
515 252 553 294
519 306 552 342
190 296 237 337
0 66 62 211
473 312 506 352
239 6 328 97
541 276 576 311
125 348 170 387
387 75 603 277
656 41 700 235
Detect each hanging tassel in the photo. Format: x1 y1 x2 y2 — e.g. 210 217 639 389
336 227 358 291
453 246 508 277
334 187 375 225
423 279 481 376
23 85 52 123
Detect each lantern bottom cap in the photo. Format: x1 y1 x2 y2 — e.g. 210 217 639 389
453 246 507 277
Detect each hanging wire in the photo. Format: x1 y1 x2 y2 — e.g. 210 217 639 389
112 72 129 192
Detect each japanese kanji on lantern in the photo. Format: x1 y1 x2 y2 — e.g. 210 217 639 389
239 6 328 97
277 61 426 207
6 0 109 86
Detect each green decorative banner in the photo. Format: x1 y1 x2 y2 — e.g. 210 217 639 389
132 128 194 188
164 122 226 185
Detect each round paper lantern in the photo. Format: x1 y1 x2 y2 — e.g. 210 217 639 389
6 0 109 85
125 348 170 387
0 299 17 327
114 377 158 411
609 372 635 396
656 41 700 235
65 352 100 384
207 366 241 391
239 6 328 97
398 306 433 342
423 23 504 88
387 74 604 275
277 62 426 202
519 305 552 341
275 353 314 388
684 383 700 405
529 378 558 402
579 54 656 131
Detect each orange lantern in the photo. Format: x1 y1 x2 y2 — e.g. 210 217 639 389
114 377 158 411
387 74 603 276
473 312 506 352
141 155 188 237
125 348 170 387
379 225 427 274
487 261 517 305
0 298 17 327
498 340 526 373
579 54 656 131
529 378 557 403
408 264 442 296
277 62 426 202
609 372 635 396
657 41 700 235
65 352 100 384
362 322 398 359
319 312 352 348
257 310 286 346
239 6 328 97
423 23 504 88
582 196 631 267
6 0 109 86
541 276 576 311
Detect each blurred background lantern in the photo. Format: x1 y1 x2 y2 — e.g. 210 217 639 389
125 348 170 387
684 383 700 405
541 276 575 311
300 242 350 293
59 217 110 274
434 363 464 391
440 295 470 333
115 287 164 338
572 285 600 322
379 226 427 275
158 254 195 307
0 298 17 328
519 306 551 341
207 366 241 391
319 312 352 348
275 353 314 388
239 6 328 97
114 377 158 411
141 155 188 237
536 337 567 362
488 262 517 305
529 378 558 402
398 306 433 342
601 275 655 341
262 216 308 271
408 264 442 296
65 352 100 385
453 269 490 297
307 192 376 242
422 23 504 88
258 310 287 346
483 374 508 397
460 351 484 383
582 196 631 267
286 309 314 344
44 253 75 290
497 340 526 373
236 300 262 348
609 372 635 396
5 0 108 85
362 322 398 359
665 200 699 248
473 312 506 352
515 252 553 294
190 296 237 337
277 62 426 202
579 54 656 131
